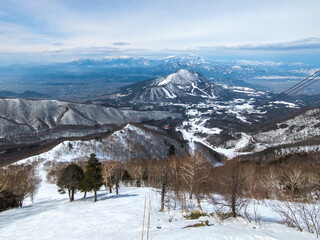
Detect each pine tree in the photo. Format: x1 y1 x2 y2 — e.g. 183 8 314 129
168 145 175 155
57 163 84 202
82 154 103 202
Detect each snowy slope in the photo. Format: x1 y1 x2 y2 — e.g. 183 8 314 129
176 103 319 159
252 108 320 153
0 98 180 146
0 164 315 240
17 123 186 163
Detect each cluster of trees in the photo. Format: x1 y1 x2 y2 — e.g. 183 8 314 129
109 151 320 221
48 151 320 212
53 154 103 202
142 151 320 236
45 150 320 236
0 161 41 211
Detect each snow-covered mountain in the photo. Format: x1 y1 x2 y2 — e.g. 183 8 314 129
107 69 227 103
0 98 181 147
6 122 224 165
190 106 320 160
162 55 211 68
250 108 320 154
69 56 160 68
24 123 187 162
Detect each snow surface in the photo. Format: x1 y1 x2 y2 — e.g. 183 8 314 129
253 108 320 151
271 101 298 108
157 69 195 86
0 163 316 240
16 123 183 163
177 120 251 159
162 87 177 98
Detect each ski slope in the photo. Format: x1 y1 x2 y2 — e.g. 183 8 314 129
0 164 316 240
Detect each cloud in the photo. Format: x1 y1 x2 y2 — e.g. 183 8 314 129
194 38 320 53
0 0 319 65
113 42 130 46
236 38 320 51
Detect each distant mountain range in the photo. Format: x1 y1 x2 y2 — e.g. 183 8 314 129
0 90 50 99
0 55 318 101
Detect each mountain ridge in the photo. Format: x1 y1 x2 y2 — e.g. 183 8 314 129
0 98 181 147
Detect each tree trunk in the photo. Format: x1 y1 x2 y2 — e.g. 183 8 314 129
189 185 193 200
68 189 72 202
116 179 119 195
109 186 112 194
231 195 236 217
94 190 97 202
83 191 87 198
231 175 237 217
291 188 295 200
71 189 74 202
160 182 166 212
196 194 203 213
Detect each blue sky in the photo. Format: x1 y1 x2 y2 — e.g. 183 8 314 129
0 0 319 64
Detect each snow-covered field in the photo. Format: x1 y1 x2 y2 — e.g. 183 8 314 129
0 164 316 240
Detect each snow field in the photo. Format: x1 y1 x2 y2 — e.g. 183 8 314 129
0 163 317 240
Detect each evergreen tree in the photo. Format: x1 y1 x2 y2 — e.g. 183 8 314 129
168 145 175 155
83 154 103 202
57 163 84 202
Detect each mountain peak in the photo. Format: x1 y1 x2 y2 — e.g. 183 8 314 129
156 69 203 86
113 69 227 103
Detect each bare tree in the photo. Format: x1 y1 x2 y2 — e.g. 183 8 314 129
280 164 307 200
101 161 119 193
124 159 146 187
44 161 69 184
270 197 320 238
178 152 211 200
209 157 249 218
0 164 41 207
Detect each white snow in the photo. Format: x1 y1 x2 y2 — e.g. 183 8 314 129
177 119 252 159
162 87 177 98
272 101 298 108
253 108 320 151
254 76 301 80
0 163 316 240
191 82 215 99
158 75 174 86
213 133 253 159
235 60 283 66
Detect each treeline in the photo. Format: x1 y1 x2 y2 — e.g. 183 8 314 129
45 151 320 212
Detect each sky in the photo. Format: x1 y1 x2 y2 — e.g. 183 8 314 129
0 0 319 65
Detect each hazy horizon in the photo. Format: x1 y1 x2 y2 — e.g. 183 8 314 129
0 0 319 66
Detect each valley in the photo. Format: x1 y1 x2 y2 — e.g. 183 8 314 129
0 63 319 166
0 57 319 240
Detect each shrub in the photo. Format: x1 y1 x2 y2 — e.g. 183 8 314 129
184 210 207 220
